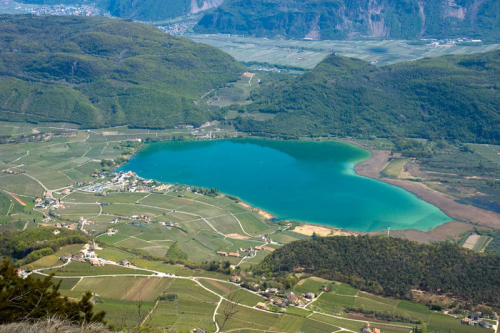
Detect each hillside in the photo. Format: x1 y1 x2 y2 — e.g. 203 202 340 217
17 0 224 20
0 15 244 128
235 51 500 143
257 235 500 306
195 0 500 41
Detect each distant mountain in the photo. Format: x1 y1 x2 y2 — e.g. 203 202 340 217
195 0 500 42
236 50 500 143
0 15 244 128
17 0 224 21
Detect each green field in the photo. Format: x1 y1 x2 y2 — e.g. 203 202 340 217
189 35 500 69
473 235 493 252
467 144 500 163
72 276 173 301
381 158 409 178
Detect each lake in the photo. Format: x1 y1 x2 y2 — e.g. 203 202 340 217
122 139 451 231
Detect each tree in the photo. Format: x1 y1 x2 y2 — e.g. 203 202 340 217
0 260 105 324
217 290 241 332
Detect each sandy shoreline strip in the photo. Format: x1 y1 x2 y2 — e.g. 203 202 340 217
238 201 275 220
352 143 500 230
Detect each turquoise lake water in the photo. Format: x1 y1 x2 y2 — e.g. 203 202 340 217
122 139 451 232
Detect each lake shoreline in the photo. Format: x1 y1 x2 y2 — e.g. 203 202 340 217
122 137 452 235
349 140 500 240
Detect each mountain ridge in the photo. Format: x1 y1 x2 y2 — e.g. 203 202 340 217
195 0 500 42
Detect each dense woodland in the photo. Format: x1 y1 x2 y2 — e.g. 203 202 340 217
195 0 500 41
0 229 88 266
0 15 244 128
256 236 500 306
235 51 500 143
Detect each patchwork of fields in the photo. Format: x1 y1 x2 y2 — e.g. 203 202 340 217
189 35 500 69
40 259 493 333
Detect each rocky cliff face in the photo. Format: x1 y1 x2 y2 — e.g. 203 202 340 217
190 0 224 14
195 0 500 41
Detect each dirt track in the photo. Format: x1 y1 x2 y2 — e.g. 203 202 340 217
5 191 26 206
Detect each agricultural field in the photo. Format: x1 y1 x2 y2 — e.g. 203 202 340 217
0 122 305 264
381 158 409 178
467 144 500 164
189 35 500 69
31 254 496 332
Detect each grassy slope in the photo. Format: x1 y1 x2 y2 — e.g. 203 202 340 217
0 15 244 128
236 51 500 143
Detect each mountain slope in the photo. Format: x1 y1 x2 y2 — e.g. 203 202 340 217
0 15 244 128
195 0 500 41
236 51 500 143
17 0 224 20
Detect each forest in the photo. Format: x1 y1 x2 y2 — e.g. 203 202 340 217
0 15 244 128
256 235 500 306
235 51 500 143
0 229 88 266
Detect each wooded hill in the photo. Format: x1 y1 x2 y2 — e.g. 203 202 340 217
0 229 87 266
0 15 244 128
195 0 500 41
256 236 500 306
236 51 500 143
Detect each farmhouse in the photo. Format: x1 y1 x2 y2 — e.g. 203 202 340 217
478 321 493 328
120 259 131 267
228 252 239 258
470 313 481 321
256 302 268 310
217 251 228 256
91 259 100 266
53 229 60 235
72 254 85 262
60 255 70 262
305 292 315 299
61 189 70 195
231 275 241 283
107 228 118 236
462 318 474 325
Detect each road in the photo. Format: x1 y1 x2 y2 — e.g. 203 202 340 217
31 257 417 333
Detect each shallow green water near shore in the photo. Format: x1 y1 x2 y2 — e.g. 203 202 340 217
122 139 450 231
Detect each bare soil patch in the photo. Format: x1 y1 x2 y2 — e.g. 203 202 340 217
238 202 251 209
242 72 255 78
227 233 251 239
5 191 25 206
293 224 354 237
462 234 480 249
101 131 119 136
263 246 275 252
